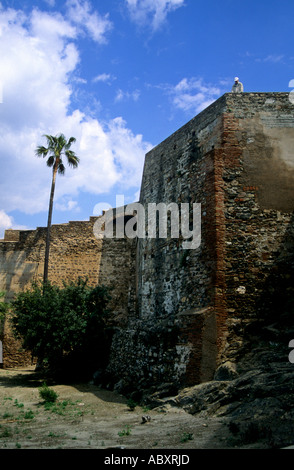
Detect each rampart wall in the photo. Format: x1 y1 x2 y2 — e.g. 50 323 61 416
0 92 293 392
0 217 136 368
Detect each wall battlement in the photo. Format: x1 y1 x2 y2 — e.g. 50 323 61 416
1 92 294 389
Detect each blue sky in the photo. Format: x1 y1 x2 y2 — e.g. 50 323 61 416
0 0 293 237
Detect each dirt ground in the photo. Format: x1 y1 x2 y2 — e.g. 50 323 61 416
0 366 243 450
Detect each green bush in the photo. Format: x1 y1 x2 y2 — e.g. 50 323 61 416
38 383 58 403
0 291 8 322
11 278 112 379
127 398 137 411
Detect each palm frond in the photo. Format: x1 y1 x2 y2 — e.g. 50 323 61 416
35 146 49 157
57 134 67 150
65 150 80 168
58 162 65 175
46 155 55 167
65 137 76 150
43 134 56 150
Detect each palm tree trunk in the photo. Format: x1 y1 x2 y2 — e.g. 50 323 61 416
43 165 58 285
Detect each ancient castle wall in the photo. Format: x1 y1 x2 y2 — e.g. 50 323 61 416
107 95 228 390
107 93 294 392
220 93 294 363
0 92 293 389
0 216 136 368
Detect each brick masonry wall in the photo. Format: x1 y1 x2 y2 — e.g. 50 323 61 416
0 215 136 368
220 93 294 363
107 92 294 391
1 313 34 369
107 95 228 389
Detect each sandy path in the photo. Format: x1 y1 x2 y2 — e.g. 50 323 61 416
0 367 235 450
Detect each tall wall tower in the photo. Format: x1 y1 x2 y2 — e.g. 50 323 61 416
108 92 294 391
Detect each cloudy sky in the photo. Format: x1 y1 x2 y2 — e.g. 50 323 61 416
0 0 293 237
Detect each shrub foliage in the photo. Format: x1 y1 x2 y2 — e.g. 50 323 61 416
0 291 8 322
11 279 112 379
38 383 58 403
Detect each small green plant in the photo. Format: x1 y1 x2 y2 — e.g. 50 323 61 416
118 425 132 437
14 399 24 409
46 400 68 414
24 410 35 420
127 398 137 411
43 401 56 411
142 405 151 413
38 383 58 404
0 428 12 438
180 432 194 443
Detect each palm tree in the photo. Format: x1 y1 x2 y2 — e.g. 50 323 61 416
36 134 80 285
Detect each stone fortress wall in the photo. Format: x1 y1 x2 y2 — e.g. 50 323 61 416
0 218 136 368
1 93 293 390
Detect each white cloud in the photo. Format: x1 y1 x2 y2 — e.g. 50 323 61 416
256 54 285 64
92 73 115 84
0 6 151 223
55 198 79 212
115 88 141 102
125 0 185 30
0 210 28 239
167 77 221 115
73 77 87 84
0 9 78 131
66 0 112 43
107 117 149 187
0 211 14 236
30 9 77 41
